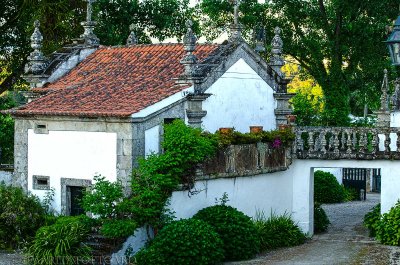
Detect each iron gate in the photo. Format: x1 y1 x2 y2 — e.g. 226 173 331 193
372 168 381 193
342 168 367 200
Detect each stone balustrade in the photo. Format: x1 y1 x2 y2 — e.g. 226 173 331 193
295 126 400 160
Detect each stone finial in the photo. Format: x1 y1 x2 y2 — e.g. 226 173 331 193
80 0 99 47
381 69 389 111
25 20 47 74
229 0 243 43
270 26 284 68
126 24 138 46
180 20 198 76
254 24 266 53
392 78 400 110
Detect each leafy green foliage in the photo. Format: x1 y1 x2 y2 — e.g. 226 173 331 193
28 216 92 265
82 175 124 219
254 211 306 251
199 0 398 126
314 203 330 233
0 92 16 164
364 203 381 237
376 201 400 246
343 186 359 202
0 183 45 249
193 205 260 261
134 219 224 265
314 170 345 203
100 219 137 239
130 120 217 228
214 127 295 147
291 92 322 126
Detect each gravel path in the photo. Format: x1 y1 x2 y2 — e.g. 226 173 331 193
228 193 400 265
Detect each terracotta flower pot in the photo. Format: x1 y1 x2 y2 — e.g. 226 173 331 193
219 127 233 134
250 126 263 133
279 124 291 131
287 114 297 124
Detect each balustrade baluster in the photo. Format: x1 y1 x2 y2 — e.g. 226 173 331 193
385 132 391 152
296 131 304 152
359 132 366 154
346 130 352 154
320 131 327 153
308 132 314 152
371 131 378 154
352 131 357 151
341 131 346 150
333 131 340 154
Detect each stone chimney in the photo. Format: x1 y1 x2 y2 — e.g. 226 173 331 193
80 0 100 47
126 24 138 46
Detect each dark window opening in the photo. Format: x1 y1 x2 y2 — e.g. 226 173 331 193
37 179 48 186
68 186 85 216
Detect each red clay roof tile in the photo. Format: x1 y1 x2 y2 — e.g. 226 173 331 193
14 43 219 117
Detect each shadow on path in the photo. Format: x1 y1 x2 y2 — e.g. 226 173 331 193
227 193 400 265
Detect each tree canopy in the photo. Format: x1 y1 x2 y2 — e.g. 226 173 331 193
0 0 193 94
200 0 399 125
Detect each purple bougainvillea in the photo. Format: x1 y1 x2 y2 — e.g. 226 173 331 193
272 138 282 149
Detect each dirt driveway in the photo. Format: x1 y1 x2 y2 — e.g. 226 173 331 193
228 193 400 265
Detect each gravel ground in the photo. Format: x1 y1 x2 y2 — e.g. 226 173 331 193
227 193 400 265
0 251 24 265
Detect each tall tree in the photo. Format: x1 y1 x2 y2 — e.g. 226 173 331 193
200 0 398 125
0 0 193 94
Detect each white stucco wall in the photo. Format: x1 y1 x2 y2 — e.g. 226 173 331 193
28 130 117 213
202 59 276 133
170 171 293 228
145 125 160 156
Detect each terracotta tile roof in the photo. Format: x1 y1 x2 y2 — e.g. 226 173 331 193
14 43 219 117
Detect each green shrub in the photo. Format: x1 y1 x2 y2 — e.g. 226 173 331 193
134 219 224 265
314 203 330 233
28 216 92 265
376 201 400 246
344 186 359 201
82 175 124 219
314 170 345 203
364 203 381 237
193 205 260 261
254 211 306 251
0 183 45 249
100 219 137 238
130 120 217 229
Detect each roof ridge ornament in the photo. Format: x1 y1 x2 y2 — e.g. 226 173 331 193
229 0 243 43
180 19 198 77
254 24 266 53
80 0 99 47
126 24 138 46
381 69 389 111
25 20 47 74
269 26 284 74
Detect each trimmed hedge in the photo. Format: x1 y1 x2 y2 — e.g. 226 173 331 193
376 201 400 246
134 219 224 265
314 170 345 203
314 203 330 233
193 205 260 261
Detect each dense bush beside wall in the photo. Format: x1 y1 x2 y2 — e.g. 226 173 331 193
314 203 330 233
0 183 45 249
376 201 400 246
254 212 306 251
134 219 224 265
28 216 92 265
363 203 381 237
314 170 345 203
129 120 217 229
193 205 260 261
344 186 359 202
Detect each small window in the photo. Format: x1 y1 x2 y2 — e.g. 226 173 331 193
33 175 50 190
34 123 49 134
